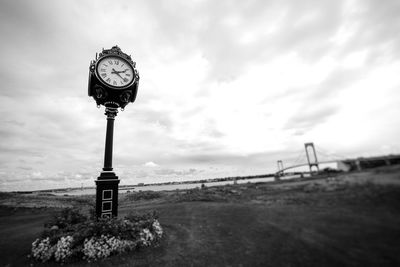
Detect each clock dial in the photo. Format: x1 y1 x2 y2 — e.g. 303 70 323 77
96 56 134 88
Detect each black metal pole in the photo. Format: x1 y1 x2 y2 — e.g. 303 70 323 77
103 107 118 171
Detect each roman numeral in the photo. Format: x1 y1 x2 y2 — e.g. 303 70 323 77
126 73 131 76
101 73 107 77
108 60 113 65
113 80 117 85
114 60 119 65
100 68 106 72
106 78 111 82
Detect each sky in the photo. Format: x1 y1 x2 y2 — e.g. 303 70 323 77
0 0 400 191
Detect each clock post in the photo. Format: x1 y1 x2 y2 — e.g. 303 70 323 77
88 46 139 219
95 107 119 219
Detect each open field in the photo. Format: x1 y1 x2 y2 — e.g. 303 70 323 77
1 165 400 266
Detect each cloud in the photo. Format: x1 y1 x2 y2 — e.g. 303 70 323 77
309 68 365 101
0 0 400 191
280 66 361 133
143 161 159 167
284 104 339 132
154 168 200 176
339 0 400 60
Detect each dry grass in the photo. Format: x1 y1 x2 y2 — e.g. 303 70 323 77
1 166 400 266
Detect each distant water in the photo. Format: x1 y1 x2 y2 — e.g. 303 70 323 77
53 175 302 196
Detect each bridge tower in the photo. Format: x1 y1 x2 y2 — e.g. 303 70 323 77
275 160 284 181
305 142 319 173
277 160 284 173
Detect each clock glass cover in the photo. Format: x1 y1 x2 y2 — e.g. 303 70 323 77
96 56 134 88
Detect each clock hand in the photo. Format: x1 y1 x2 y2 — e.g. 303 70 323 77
111 69 125 80
111 69 130 83
111 68 130 74
112 68 129 73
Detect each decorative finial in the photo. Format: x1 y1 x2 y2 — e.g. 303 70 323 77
112 45 121 51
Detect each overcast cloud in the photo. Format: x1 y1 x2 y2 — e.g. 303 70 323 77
1 0 400 191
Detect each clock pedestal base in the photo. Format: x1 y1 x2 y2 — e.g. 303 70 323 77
95 171 119 218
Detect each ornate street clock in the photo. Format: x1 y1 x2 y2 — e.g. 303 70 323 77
88 46 139 219
88 45 139 109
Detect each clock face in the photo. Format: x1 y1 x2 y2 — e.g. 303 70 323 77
96 56 135 88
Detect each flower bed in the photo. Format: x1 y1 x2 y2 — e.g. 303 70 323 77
30 208 163 263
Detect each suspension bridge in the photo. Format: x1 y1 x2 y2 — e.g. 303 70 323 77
275 143 400 176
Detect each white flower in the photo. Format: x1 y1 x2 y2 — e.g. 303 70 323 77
82 235 136 261
31 237 55 262
140 228 155 246
152 219 163 238
54 236 73 262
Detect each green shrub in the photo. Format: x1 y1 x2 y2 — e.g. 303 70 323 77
44 207 87 229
